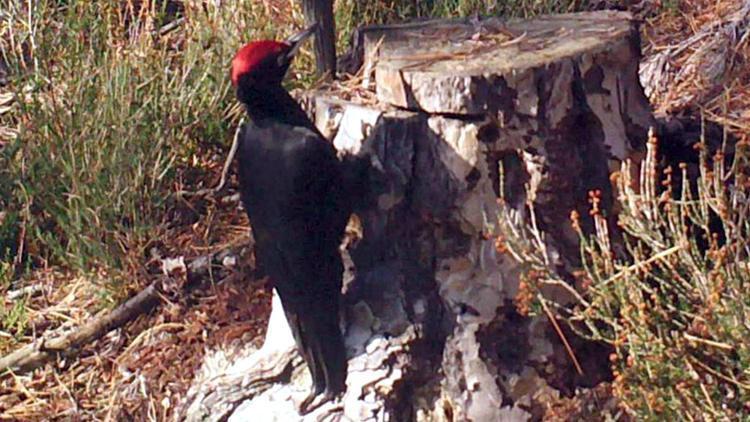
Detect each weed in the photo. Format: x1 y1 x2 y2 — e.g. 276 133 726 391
497 127 750 419
0 1 280 275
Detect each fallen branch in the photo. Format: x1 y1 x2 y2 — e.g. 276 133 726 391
176 117 245 198
158 17 185 37
0 282 162 374
0 247 244 375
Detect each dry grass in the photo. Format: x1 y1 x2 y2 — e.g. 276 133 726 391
0 1 291 419
0 168 272 419
0 275 271 420
641 0 750 131
1 0 748 420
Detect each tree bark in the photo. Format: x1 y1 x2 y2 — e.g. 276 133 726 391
181 11 654 421
301 0 336 77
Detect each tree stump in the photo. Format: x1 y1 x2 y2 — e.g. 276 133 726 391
180 11 654 421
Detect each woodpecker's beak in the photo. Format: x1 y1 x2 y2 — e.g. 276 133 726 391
282 23 318 61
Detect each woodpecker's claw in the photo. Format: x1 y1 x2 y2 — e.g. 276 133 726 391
296 391 322 415
296 389 341 415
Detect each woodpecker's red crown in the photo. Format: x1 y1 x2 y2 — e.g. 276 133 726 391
231 40 289 87
231 24 318 88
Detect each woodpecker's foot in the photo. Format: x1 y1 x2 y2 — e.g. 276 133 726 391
295 390 319 415
295 390 340 415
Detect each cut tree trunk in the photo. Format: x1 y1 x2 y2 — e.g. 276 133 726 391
180 11 654 422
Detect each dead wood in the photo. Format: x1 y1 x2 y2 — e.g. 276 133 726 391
178 292 305 422
0 248 244 375
182 11 654 421
301 0 337 77
640 0 750 112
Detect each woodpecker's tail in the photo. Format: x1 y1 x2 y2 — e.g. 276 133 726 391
284 298 347 402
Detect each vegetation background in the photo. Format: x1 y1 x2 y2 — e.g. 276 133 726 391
0 0 748 419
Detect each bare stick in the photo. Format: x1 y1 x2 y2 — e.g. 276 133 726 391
540 295 584 376
0 283 160 373
0 248 243 374
213 117 245 194
176 118 245 198
301 0 336 77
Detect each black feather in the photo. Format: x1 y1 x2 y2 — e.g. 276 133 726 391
236 83 349 411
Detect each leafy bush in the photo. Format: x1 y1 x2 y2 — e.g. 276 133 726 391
498 128 750 419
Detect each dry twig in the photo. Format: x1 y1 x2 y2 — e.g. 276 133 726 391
0 248 243 374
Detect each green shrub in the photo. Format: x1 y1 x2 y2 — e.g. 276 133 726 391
497 128 750 419
0 1 279 272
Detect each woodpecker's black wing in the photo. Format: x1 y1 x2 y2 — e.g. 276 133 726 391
237 119 349 406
